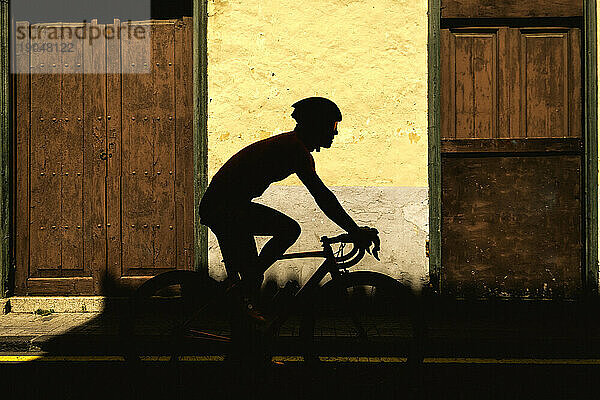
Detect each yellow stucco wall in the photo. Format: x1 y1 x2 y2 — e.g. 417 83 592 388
207 0 429 188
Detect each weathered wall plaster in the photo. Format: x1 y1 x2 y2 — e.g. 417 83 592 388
207 0 429 187
207 186 430 288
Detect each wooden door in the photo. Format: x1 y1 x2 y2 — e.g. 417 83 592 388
15 21 107 295
440 24 583 298
106 19 195 290
14 18 194 295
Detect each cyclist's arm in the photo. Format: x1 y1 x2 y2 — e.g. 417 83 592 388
297 167 360 235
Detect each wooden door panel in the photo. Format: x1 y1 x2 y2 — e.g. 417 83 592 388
442 27 581 140
15 18 194 294
441 22 583 298
116 18 194 285
456 33 496 138
497 27 523 138
121 21 154 271
174 19 194 273
60 23 85 271
82 21 108 294
29 23 62 273
15 21 106 294
568 28 582 137
519 28 581 138
442 30 497 139
522 30 582 138
14 22 30 294
441 0 583 19
442 155 582 297
106 19 123 282
122 22 176 272
151 22 176 270
523 32 568 138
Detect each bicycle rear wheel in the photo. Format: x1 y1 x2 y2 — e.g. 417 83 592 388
121 270 229 363
300 271 424 364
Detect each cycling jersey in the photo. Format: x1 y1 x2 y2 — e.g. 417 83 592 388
200 131 315 224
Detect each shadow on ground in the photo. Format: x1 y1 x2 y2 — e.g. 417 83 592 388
31 274 600 359
6 273 600 399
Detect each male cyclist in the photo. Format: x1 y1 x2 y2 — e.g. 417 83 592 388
199 97 379 321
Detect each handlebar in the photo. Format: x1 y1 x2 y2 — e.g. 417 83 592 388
321 228 379 269
321 232 353 245
278 228 380 270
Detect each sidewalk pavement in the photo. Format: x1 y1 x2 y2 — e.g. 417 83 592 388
1 296 600 359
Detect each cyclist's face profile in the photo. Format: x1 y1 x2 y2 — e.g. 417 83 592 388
321 120 339 149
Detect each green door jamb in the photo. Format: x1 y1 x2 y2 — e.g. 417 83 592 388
427 0 442 293
584 0 598 296
0 0 10 298
193 0 209 276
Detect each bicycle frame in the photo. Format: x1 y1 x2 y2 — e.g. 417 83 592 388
176 234 365 342
125 228 426 364
185 236 362 341
266 239 341 334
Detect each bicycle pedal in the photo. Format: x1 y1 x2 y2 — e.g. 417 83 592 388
246 311 268 325
242 301 268 324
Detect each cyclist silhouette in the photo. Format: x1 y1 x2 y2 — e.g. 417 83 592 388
199 97 379 321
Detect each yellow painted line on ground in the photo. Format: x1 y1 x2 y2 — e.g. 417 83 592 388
1 355 600 365
423 358 600 365
318 356 408 363
177 355 225 362
272 356 303 362
0 355 124 362
0 355 43 362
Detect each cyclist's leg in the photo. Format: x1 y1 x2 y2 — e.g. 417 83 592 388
210 223 260 297
206 202 300 304
209 223 263 360
244 202 301 278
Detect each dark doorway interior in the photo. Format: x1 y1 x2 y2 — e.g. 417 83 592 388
11 0 191 24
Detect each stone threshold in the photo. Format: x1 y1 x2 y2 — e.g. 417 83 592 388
2 297 128 314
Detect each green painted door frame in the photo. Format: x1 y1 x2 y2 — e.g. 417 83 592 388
193 0 209 276
0 0 9 298
427 0 442 293
583 0 598 295
427 0 599 296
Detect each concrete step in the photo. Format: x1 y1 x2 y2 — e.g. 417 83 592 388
5 296 128 313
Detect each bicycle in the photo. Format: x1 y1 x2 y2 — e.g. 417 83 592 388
121 229 425 365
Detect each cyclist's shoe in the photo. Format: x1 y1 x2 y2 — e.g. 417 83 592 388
242 297 268 325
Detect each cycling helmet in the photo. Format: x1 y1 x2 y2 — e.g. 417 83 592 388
291 97 342 128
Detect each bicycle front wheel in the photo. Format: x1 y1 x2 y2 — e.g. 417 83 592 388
300 271 424 363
